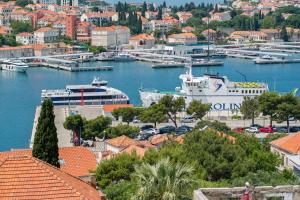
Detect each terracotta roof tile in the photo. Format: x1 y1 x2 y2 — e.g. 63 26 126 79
0 155 105 199
271 132 300 154
106 135 138 148
103 104 133 112
0 146 97 177
150 134 172 145
130 33 154 41
168 32 197 39
121 144 147 157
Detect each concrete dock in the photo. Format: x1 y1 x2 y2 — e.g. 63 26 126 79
30 105 105 148
28 62 113 71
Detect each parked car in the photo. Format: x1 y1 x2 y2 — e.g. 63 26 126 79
137 133 152 141
141 128 158 135
259 126 273 133
245 127 259 133
176 125 192 135
180 115 194 123
251 124 263 129
140 125 154 131
274 126 288 133
289 126 300 133
132 117 141 123
232 127 244 134
159 125 176 134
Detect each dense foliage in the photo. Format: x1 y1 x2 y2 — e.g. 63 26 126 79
32 99 59 167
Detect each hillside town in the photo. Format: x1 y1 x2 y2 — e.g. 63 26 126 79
2 0 300 199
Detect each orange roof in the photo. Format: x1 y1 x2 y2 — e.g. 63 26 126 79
271 132 300 154
175 135 185 144
103 104 133 112
138 140 155 148
182 26 194 32
217 132 236 143
121 144 147 157
16 32 33 37
260 29 280 33
130 33 155 41
168 32 197 39
202 29 217 34
150 134 171 145
0 146 97 177
0 155 104 199
35 27 55 33
85 12 117 18
106 135 138 148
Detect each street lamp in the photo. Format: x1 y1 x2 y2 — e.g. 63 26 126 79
67 89 71 114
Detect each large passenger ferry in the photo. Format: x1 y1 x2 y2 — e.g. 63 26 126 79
140 63 268 111
41 77 130 105
1 59 29 72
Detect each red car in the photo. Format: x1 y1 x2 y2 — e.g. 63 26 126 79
259 126 273 133
232 127 244 134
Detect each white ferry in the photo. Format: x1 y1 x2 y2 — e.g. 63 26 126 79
115 53 136 62
41 77 130 106
140 64 268 111
1 59 28 72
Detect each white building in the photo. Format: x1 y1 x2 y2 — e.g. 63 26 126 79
91 25 129 47
211 11 232 21
151 18 180 32
34 27 59 44
80 12 118 25
32 0 56 4
61 0 78 6
16 32 35 45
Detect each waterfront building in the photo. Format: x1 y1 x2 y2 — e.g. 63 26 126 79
287 27 300 42
229 31 267 44
66 14 77 39
34 27 59 44
270 132 300 174
0 155 105 199
0 46 34 58
260 29 281 41
202 29 217 41
16 32 35 45
91 25 130 48
33 43 73 56
167 32 197 45
129 33 155 49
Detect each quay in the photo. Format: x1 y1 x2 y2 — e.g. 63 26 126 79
30 105 105 148
255 58 300 64
28 62 113 71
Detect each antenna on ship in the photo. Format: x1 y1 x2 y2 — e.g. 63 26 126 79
186 57 193 76
236 70 247 82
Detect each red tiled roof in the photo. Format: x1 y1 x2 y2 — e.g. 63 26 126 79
0 155 105 199
168 32 197 39
35 27 55 33
271 132 300 154
150 134 171 145
0 146 97 177
121 144 147 157
130 33 154 41
16 32 33 37
103 104 133 112
106 135 138 148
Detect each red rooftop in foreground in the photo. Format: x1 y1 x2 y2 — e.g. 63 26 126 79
0 155 105 200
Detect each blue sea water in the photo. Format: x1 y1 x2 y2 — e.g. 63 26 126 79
0 58 300 151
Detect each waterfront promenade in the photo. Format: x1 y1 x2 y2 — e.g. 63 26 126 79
30 105 105 148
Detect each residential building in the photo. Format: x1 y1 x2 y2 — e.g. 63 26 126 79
176 12 193 24
129 33 155 49
150 134 172 147
0 26 12 35
260 29 281 41
34 27 59 44
16 32 35 45
211 11 231 21
66 14 77 39
10 9 32 23
0 146 97 181
105 135 138 153
76 21 94 43
182 26 195 33
0 4 13 15
151 18 180 32
0 46 34 58
32 43 73 56
270 132 300 174
202 29 217 41
145 11 158 20
61 0 78 6
91 25 130 47
287 27 300 42
80 12 118 25
53 20 66 36
0 155 105 199
229 31 267 44
33 0 57 4
0 15 9 26
168 32 198 45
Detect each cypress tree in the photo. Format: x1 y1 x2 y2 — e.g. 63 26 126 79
32 99 59 167
281 25 289 42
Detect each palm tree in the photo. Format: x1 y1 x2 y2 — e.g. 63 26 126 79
131 158 195 200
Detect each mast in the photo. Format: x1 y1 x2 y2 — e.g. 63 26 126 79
207 13 210 61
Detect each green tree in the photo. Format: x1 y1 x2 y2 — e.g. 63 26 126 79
139 104 166 127
104 124 140 138
261 16 276 29
83 116 112 138
141 1 147 17
132 158 195 200
258 92 280 126
32 99 59 167
104 181 137 200
112 107 144 124
276 93 300 132
96 153 141 189
159 95 185 127
186 100 211 120
11 21 33 34
63 114 84 136
281 25 289 42
15 0 33 7
240 96 260 125
88 46 107 54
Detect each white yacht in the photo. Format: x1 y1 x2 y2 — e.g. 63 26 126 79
140 63 268 111
1 59 28 72
114 53 136 61
41 77 130 106
192 59 224 67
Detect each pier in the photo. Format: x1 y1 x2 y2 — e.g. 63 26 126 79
28 62 113 71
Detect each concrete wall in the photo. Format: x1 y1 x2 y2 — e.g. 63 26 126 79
193 185 300 200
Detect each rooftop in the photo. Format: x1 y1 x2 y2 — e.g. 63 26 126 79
103 104 133 112
106 135 138 148
0 155 104 199
271 132 300 154
130 33 155 41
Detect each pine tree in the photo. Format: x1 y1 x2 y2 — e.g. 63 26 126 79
138 16 143 33
32 99 59 167
142 1 147 17
157 7 162 20
281 25 289 42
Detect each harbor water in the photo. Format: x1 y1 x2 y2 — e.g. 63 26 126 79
1 58 300 151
